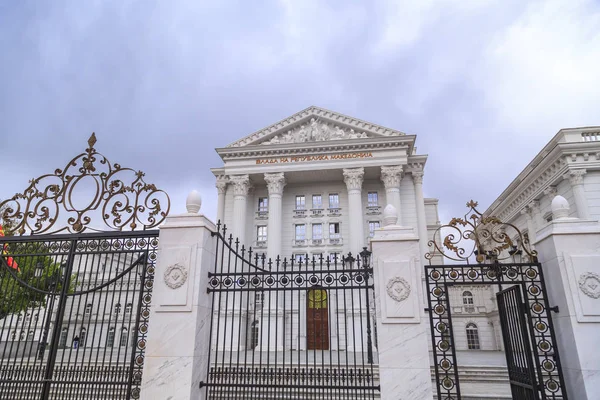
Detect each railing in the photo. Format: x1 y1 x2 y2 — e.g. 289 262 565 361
310 208 324 217
293 209 307 218
582 132 600 142
366 206 381 215
256 210 269 220
328 207 342 217
311 238 324 246
293 239 308 247
329 237 343 246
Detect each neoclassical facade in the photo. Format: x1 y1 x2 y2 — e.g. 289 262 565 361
211 106 441 263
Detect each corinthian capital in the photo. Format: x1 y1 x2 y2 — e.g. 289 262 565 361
215 175 229 195
343 167 364 191
380 165 404 189
264 172 286 195
411 171 424 185
564 169 586 185
229 174 252 196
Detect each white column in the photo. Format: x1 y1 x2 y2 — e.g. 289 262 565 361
264 172 286 261
565 169 590 219
215 175 228 224
411 170 429 264
229 174 251 248
381 165 403 226
141 192 216 400
370 205 433 400
343 167 365 253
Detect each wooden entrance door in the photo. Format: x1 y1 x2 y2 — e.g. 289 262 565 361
307 289 329 350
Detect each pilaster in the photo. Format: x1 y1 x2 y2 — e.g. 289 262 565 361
215 175 229 224
410 169 428 264
565 169 590 219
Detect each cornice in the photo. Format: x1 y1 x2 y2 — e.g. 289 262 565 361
226 106 408 148
487 145 600 222
216 136 413 160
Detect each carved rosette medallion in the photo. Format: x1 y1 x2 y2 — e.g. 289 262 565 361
164 263 188 289
386 276 411 302
579 272 600 299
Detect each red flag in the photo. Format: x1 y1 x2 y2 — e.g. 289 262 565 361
0 225 19 272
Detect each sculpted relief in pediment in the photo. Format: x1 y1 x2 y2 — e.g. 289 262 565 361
261 118 372 145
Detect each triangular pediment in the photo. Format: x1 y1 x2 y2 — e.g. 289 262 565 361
226 106 405 148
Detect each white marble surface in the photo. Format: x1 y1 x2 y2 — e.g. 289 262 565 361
371 223 433 400
140 213 216 400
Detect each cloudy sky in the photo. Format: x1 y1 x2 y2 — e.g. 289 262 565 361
1 0 598 227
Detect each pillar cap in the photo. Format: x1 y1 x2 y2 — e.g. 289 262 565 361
383 204 398 226
551 195 570 220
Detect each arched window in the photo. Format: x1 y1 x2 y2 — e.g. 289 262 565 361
250 321 259 350
59 328 68 348
462 291 475 313
106 327 115 348
28 331 34 341
11 331 16 340
120 327 128 347
114 303 121 316
466 323 480 350
80 328 87 347
33 313 39 324
85 304 93 316
19 331 25 340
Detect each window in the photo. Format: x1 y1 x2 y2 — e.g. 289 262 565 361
329 252 340 263
294 254 307 263
312 224 323 240
20 331 25 341
106 327 115 348
59 328 68 348
257 226 267 242
463 291 474 312
85 304 93 316
462 291 474 305
28 331 34 341
125 303 133 315
329 194 339 208
114 303 121 316
33 313 39 324
80 328 87 347
311 253 324 263
466 323 480 350
295 224 306 240
312 195 322 209
368 221 380 237
258 197 268 212
367 192 378 207
11 331 16 341
329 223 340 238
120 327 129 347
250 321 259 350
24 313 30 324
295 195 306 210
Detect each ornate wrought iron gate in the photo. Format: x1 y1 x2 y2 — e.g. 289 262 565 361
425 201 567 400
201 223 380 399
497 285 539 399
0 134 169 399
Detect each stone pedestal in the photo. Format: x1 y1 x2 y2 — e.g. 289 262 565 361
140 210 216 400
370 206 433 400
535 216 600 400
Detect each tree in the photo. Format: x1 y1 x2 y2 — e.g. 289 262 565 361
0 201 68 320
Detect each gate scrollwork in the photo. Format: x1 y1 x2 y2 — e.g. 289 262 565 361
0 133 170 235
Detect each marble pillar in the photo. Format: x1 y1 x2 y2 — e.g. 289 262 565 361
534 196 600 400
264 172 286 261
380 165 403 226
140 193 216 400
343 167 365 254
229 174 251 248
411 171 429 264
370 205 433 400
215 175 228 224
566 169 590 219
